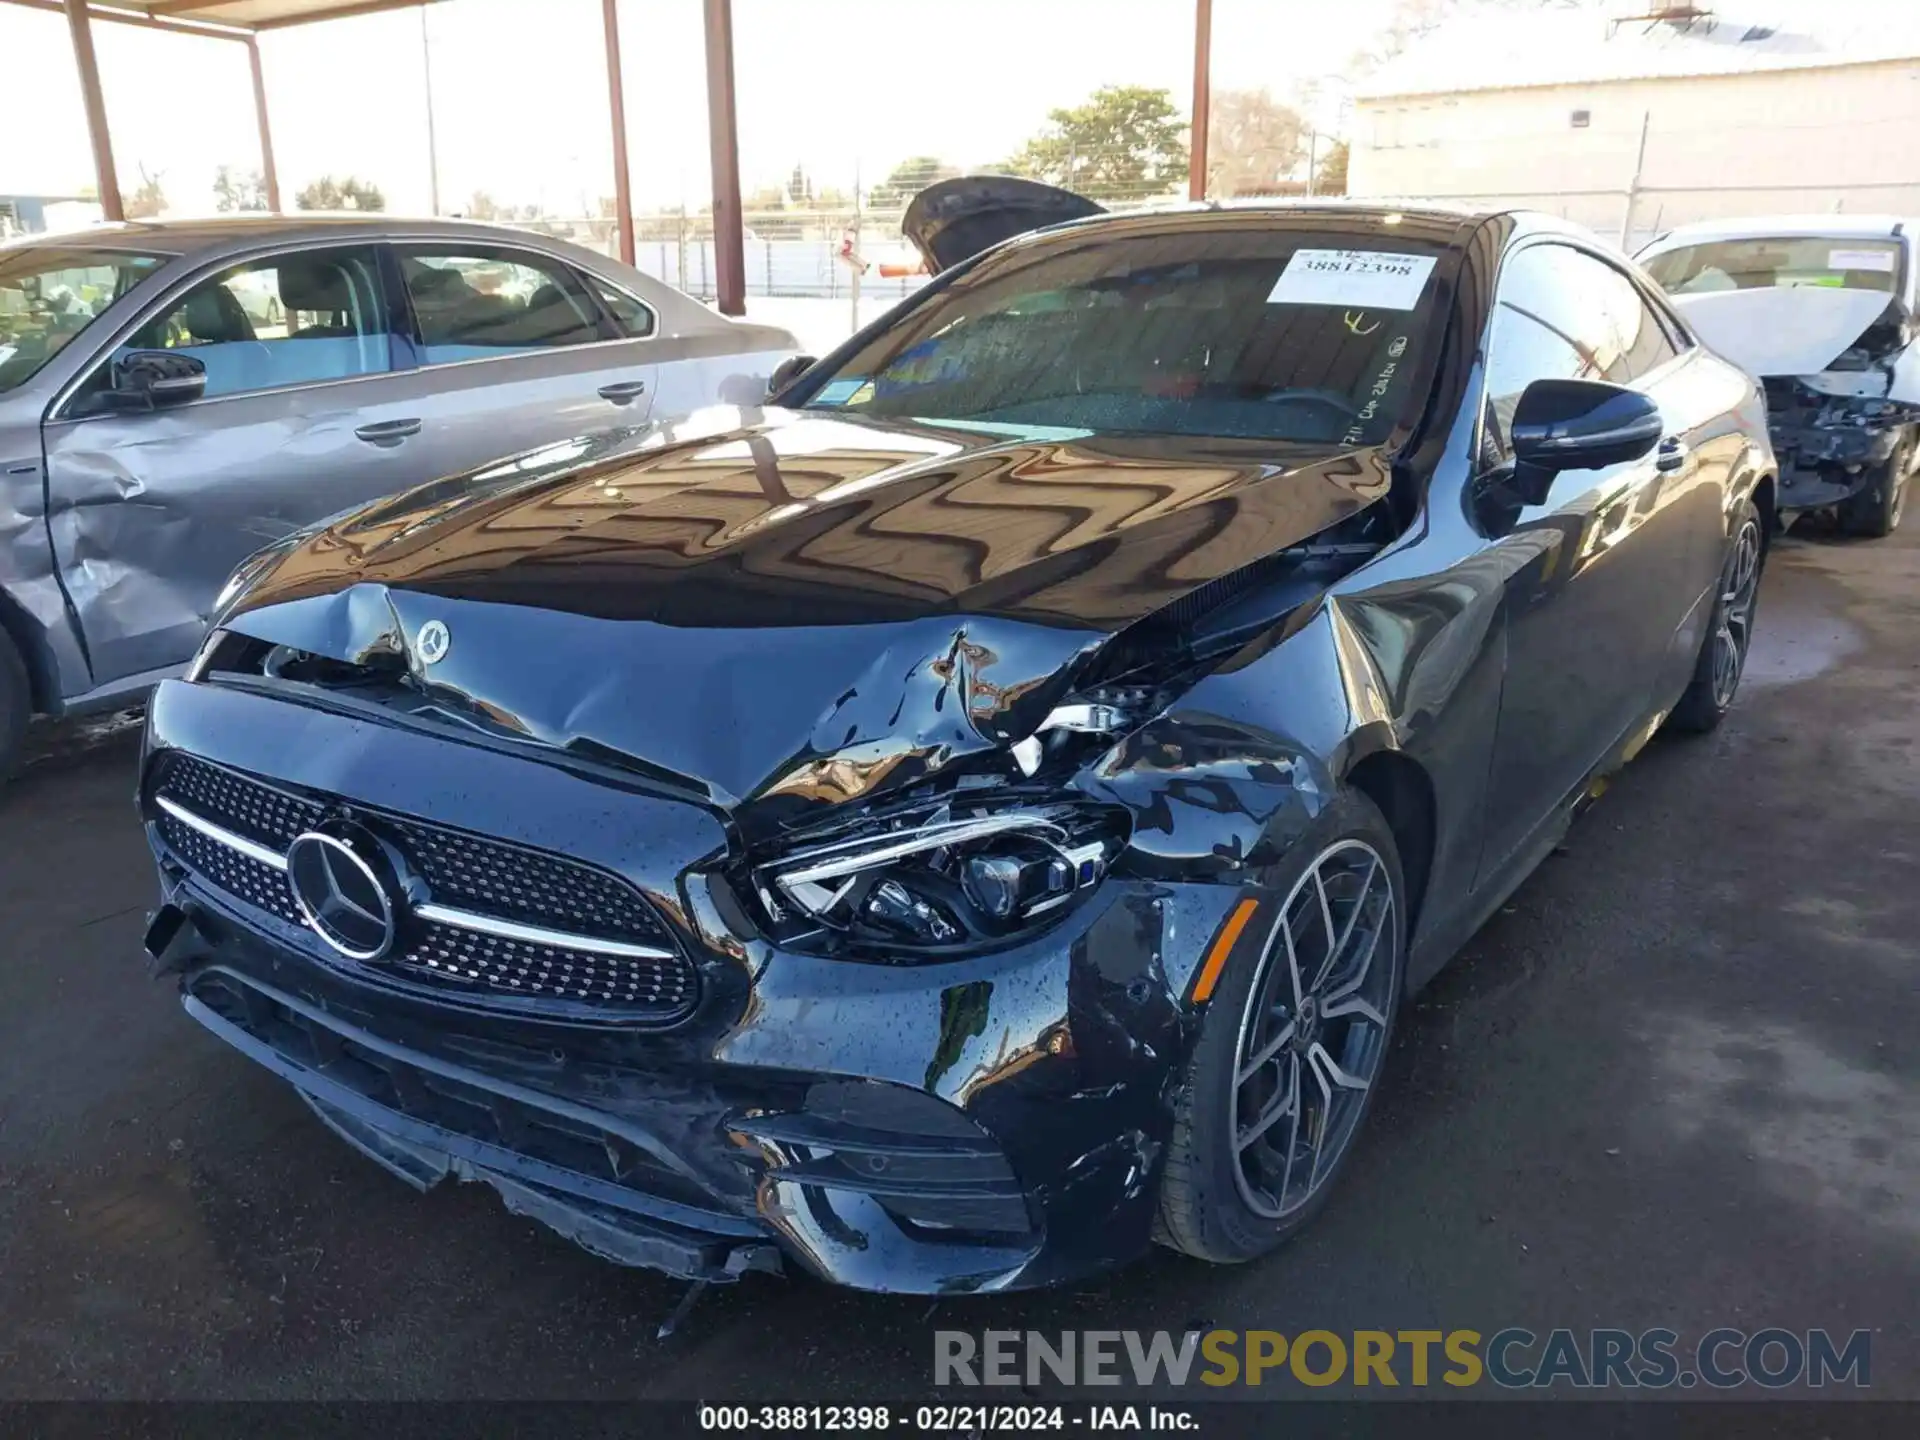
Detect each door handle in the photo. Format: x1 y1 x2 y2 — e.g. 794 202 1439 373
1655 436 1689 473
355 418 422 444
597 380 649 404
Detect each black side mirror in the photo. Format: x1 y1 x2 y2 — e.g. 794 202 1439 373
101 349 207 412
767 353 817 400
1507 378 1663 504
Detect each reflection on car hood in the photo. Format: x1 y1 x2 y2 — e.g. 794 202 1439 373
221 405 1390 806
1671 287 1896 377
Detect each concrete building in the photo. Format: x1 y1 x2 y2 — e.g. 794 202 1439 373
1348 1 1920 247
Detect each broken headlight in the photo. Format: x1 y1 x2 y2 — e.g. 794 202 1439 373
750 798 1129 958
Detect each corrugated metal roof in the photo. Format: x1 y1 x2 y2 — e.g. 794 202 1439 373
1358 0 1920 101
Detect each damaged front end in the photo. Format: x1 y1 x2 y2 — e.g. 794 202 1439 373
1764 377 1919 511
138 409 1408 1293
1671 285 1920 515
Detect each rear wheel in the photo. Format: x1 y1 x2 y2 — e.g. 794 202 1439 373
1839 430 1913 538
0 631 30 786
1157 790 1405 1263
1667 497 1764 735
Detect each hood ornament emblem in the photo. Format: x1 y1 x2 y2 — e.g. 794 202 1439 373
415 619 452 665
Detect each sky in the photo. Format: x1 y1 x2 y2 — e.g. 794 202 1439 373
0 0 1404 219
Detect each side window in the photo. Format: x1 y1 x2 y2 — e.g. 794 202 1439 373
94 247 391 405
396 248 608 364
582 273 656 339
1481 244 1678 464
1482 247 1599 464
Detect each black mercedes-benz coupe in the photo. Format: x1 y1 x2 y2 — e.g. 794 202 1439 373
139 182 1775 1294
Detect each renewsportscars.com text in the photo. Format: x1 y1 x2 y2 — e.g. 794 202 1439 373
934 1328 1871 1390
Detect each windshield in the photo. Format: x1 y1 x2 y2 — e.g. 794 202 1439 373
0 247 169 393
796 228 1445 448
1642 236 1903 296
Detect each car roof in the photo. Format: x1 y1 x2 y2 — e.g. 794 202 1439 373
1641 214 1912 252
1 213 596 262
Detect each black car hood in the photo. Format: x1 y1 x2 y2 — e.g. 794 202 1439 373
222 408 1389 809
902 176 1107 273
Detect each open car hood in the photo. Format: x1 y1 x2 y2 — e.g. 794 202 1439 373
901 176 1107 274
1671 287 1903 380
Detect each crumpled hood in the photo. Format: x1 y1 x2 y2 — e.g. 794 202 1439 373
219 405 1389 808
1671 287 1901 378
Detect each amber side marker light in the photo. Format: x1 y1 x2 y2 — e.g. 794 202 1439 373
1191 897 1261 1004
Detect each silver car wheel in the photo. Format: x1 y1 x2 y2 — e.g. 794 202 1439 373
1229 839 1397 1220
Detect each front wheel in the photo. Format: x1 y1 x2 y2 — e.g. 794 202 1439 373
1157 790 1406 1263
1667 497 1765 735
1839 430 1913 538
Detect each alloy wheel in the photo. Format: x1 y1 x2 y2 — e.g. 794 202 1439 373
1710 519 1762 709
1229 840 1397 1220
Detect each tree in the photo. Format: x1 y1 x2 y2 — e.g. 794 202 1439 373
1005 85 1189 204
122 164 166 220
868 155 961 211
1314 139 1351 197
213 166 269 213
295 175 387 212
1207 89 1308 198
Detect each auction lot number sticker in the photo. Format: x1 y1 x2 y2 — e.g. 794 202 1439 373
1268 249 1437 311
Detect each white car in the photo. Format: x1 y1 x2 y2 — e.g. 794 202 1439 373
1639 216 1918 536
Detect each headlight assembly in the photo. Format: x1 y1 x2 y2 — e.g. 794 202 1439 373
748 797 1128 958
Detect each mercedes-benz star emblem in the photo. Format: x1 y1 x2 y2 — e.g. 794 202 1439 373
415 619 451 666
287 829 396 961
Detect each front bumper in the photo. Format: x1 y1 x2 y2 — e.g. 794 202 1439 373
139 679 1243 1293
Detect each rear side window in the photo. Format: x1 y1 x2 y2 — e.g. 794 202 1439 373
396 247 609 363
81 246 391 407
583 273 656 339
1643 236 1902 295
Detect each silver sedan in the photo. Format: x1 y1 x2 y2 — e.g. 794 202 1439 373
0 215 798 777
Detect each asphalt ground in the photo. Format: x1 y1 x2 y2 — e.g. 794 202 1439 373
1 520 1916 1406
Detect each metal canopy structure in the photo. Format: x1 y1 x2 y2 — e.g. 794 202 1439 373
11 0 1220 317
7 0 751 312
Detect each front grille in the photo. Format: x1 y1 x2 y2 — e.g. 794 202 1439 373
405 923 697 1009
162 750 325 849
151 754 698 1020
403 824 663 942
158 809 303 926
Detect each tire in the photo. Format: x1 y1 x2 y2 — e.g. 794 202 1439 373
1838 430 1913 539
1157 789 1406 1264
0 630 30 787
1667 496 1765 735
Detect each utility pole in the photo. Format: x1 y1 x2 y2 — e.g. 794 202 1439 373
420 4 441 215
1189 0 1213 201
1618 109 1651 249
1306 130 1319 197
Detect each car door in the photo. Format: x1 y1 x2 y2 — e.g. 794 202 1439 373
1473 240 1708 883
39 243 429 688
372 243 661 484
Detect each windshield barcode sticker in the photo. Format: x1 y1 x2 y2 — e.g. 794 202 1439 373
1268 249 1437 311
1828 249 1896 273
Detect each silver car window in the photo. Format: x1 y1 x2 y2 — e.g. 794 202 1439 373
72 247 393 411
581 272 657 339
395 246 610 363
0 247 167 394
